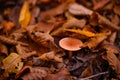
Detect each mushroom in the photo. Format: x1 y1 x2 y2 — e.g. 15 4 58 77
59 37 83 59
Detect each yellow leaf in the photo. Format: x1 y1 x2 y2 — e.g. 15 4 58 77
19 1 31 28
64 29 95 37
2 53 23 75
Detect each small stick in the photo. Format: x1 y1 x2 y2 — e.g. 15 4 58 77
0 35 28 46
78 71 109 80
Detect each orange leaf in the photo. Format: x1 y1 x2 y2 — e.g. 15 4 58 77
64 29 95 37
19 1 31 28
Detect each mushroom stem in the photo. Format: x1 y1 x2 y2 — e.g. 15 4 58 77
68 51 73 60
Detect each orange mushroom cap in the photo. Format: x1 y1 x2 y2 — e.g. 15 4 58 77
59 37 83 51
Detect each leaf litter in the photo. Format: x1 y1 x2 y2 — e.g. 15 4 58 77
0 0 120 80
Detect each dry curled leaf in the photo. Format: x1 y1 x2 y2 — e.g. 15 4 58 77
50 18 86 36
0 42 8 55
19 1 31 28
113 5 120 16
91 12 120 30
101 41 120 78
68 3 93 15
44 68 72 80
83 34 107 50
92 0 110 10
16 66 48 80
2 21 15 35
2 53 23 76
39 51 63 62
16 44 37 59
102 48 120 78
40 2 68 20
0 35 28 46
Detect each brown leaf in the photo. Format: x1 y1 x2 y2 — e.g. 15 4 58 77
101 42 120 78
69 3 93 15
114 5 120 16
90 12 120 30
2 21 15 35
40 2 68 20
8 6 20 27
16 44 37 59
109 32 117 44
50 18 86 36
39 51 63 62
16 66 49 79
83 34 107 50
92 0 110 10
0 35 28 46
44 68 72 80
0 42 8 55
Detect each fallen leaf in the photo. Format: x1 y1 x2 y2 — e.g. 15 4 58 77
2 21 15 35
16 66 48 79
44 68 72 80
2 53 23 76
109 32 117 44
64 29 96 37
113 5 120 16
68 3 93 15
0 42 8 55
91 12 120 30
40 2 68 20
19 1 31 28
83 34 107 50
92 0 110 10
39 51 63 62
101 41 120 78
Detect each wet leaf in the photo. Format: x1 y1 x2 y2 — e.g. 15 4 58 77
2 53 23 76
19 1 31 28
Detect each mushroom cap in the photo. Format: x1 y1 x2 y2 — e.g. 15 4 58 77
59 37 83 51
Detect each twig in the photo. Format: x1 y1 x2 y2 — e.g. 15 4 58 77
78 71 109 80
0 35 28 46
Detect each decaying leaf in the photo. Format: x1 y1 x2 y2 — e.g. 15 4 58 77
0 0 120 79
113 5 120 16
49 18 86 36
109 32 117 44
2 21 15 35
2 53 23 76
92 0 110 10
44 68 72 80
68 3 93 15
19 1 31 28
16 44 37 59
0 35 28 46
91 12 120 30
40 2 68 20
83 34 107 50
101 42 120 78
39 51 63 62
0 42 8 55
16 66 49 79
